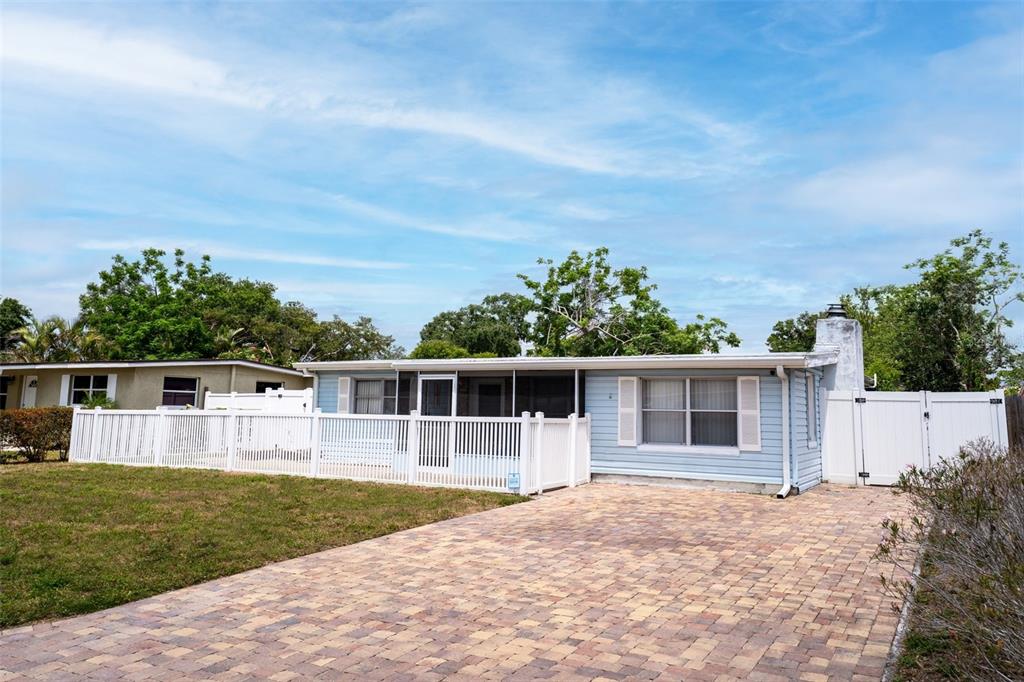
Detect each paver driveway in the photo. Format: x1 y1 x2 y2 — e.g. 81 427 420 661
1 483 905 681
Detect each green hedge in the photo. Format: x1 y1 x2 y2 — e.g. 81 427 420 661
0 407 74 463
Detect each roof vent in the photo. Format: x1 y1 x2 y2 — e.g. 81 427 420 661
825 303 848 318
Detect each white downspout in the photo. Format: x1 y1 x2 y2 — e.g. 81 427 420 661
776 365 792 499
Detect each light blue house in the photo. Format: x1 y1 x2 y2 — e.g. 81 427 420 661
295 307 862 496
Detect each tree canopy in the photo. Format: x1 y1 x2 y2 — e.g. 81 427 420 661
766 230 1023 391
765 311 824 353
517 247 739 356
0 298 31 351
419 293 530 357
73 248 397 365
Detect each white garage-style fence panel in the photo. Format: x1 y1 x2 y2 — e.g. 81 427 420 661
202 388 314 413
823 390 1008 486
69 408 590 494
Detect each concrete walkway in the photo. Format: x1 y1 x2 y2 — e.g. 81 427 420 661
1 484 905 681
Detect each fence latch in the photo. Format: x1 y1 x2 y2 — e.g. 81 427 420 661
923 411 930 419
858 471 870 478
990 398 1003 404
854 397 867 404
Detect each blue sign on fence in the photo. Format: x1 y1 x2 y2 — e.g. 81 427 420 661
507 472 521 493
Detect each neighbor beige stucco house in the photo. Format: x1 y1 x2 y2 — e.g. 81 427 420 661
0 360 310 410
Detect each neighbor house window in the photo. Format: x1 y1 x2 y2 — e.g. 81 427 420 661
354 379 397 414
255 381 283 393
0 377 11 410
641 378 738 447
70 375 108 405
161 377 199 406
806 374 817 446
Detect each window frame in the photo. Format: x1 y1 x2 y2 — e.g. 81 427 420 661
637 376 741 455
69 374 108 406
255 381 283 393
353 378 398 415
161 376 200 407
0 376 11 410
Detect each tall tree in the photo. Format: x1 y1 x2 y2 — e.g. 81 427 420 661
8 316 101 362
765 311 825 352
518 247 740 356
852 231 1022 391
419 293 531 357
79 249 216 359
0 297 31 351
305 316 404 361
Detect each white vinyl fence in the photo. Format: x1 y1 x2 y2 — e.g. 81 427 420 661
823 389 1009 486
203 388 314 413
70 409 591 494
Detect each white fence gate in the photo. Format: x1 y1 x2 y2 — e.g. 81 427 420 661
823 390 1009 485
69 408 590 494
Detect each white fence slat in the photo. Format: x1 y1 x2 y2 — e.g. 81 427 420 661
68 409 591 494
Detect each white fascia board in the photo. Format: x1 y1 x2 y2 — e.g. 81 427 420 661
295 352 838 373
0 360 303 376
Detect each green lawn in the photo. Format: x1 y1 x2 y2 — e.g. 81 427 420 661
0 463 523 627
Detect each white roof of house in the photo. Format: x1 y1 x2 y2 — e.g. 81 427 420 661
294 351 838 374
0 359 304 377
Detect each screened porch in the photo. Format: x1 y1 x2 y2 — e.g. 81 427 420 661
349 370 586 419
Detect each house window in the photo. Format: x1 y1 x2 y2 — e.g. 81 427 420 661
806 374 817 447
71 375 108 405
641 378 738 447
162 377 199 406
354 379 397 415
255 381 283 393
0 377 11 410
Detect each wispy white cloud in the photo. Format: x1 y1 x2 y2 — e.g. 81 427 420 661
1 12 269 107
77 239 407 270
787 155 1022 227
1 11 759 180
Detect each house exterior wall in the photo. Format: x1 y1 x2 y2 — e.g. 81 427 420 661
315 370 398 413
0 365 307 410
790 370 823 491
585 368 786 485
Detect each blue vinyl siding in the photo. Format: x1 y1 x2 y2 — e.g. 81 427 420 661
790 370 823 491
586 369 785 485
315 370 397 413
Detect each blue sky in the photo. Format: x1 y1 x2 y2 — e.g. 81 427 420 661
2 1 1022 351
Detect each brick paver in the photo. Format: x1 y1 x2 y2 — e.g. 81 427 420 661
1 483 905 680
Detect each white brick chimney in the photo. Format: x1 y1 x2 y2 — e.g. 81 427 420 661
814 303 865 391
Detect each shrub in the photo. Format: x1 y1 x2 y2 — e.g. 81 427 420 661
875 439 1024 680
0 407 74 463
80 393 118 409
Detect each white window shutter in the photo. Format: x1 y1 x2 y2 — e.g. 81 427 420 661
737 376 761 451
106 374 117 401
337 377 351 414
806 374 817 447
58 374 71 406
617 376 638 446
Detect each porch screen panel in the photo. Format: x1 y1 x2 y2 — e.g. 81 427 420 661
691 379 738 447
642 379 686 445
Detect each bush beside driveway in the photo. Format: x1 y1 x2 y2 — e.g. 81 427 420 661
2 482 907 680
